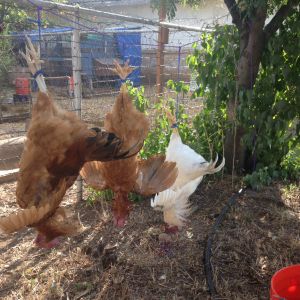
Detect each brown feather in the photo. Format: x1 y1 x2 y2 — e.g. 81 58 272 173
134 155 178 195
104 84 149 156
0 204 51 234
36 207 82 242
98 84 149 193
1 179 68 235
33 180 82 241
16 92 134 210
80 161 107 190
100 157 138 192
111 59 136 80
13 91 139 242
16 41 134 242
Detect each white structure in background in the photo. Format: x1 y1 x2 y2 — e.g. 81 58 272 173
70 0 231 47
66 0 230 86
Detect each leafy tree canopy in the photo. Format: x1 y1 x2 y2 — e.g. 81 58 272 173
0 3 35 32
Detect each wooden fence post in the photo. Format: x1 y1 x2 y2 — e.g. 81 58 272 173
71 8 83 201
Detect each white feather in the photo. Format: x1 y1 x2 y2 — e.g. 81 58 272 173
166 132 225 189
151 177 200 227
152 129 225 228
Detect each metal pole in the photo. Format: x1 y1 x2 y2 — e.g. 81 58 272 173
37 6 42 52
13 0 212 33
156 4 167 97
36 5 42 96
71 8 83 201
176 46 182 120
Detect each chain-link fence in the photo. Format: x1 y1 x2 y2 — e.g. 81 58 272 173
0 0 220 200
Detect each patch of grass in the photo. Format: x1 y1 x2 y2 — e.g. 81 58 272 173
86 188 114 205
75 281 93 291
86 187 144 206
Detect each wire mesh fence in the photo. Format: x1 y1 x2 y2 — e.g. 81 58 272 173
0 0 217 200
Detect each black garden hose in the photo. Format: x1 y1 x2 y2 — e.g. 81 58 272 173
203 188 246 299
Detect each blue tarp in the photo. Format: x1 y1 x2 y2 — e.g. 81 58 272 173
115 32 142 87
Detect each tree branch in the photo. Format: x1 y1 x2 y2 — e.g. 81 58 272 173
224 0 242 29
264 0 298 41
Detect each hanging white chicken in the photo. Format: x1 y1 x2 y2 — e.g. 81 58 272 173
151 110 225 233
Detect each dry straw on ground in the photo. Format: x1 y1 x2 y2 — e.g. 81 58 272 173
0 176 299 299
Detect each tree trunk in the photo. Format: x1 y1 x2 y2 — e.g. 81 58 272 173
224 101 246 173
225 5 267 173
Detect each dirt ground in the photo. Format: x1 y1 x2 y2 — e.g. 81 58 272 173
0 176 299 300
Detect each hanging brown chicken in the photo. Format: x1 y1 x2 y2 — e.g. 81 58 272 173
81 62 178 226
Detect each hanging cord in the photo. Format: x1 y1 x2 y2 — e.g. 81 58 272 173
37 6 42 52
203 188 246 299
175 46 182 122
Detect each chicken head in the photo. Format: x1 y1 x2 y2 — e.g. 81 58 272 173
112 191 132 227
34 234 60 249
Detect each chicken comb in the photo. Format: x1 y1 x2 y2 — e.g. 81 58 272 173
0 204 51 234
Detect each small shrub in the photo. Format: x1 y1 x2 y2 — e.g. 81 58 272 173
243 167 275 190
126 81 150 113
243 144 299 189
280 144 300 181
86 188 113 205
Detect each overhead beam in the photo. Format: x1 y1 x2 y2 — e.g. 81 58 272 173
12 0 211 33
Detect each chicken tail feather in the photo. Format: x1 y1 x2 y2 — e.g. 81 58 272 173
205 155 225 175
0 204 51 234
86 128 143 162
113 128 145 160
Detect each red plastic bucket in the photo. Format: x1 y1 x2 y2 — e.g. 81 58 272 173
15 77 30 95
270 265 300 300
